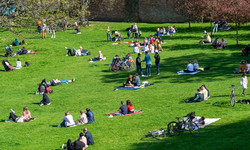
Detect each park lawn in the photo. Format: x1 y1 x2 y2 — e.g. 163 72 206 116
0 22 249 150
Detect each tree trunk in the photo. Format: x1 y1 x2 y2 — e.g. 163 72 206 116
236 23 238 46
201 16 203 23
188 16 191 29
210 22 213 36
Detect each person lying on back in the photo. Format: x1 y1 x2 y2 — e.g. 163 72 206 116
192 116 205 126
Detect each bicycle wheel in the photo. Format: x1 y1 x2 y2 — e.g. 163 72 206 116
168 121 180 136
231 95 236 107
130 62 135 70
110 64 115 72
189 122 199 136
151 129 166 140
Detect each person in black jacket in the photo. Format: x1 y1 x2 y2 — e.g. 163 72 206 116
83 128 94 145
136 53 144 76
39 93 50 106
86 108 95 123
154 52 160 75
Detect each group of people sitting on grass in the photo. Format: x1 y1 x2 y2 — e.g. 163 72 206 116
124 74 141 87
57 108 95 127
236 60 250 73
184 60 199 72
115 100 135 115
5 46 35 57
212 38 227 49
134 36 163 54
7 107 36 122
62 128 94 150
155 26 177 36
2 59 30 71
65 46 91 56
11 39 25 46
184 85 210 103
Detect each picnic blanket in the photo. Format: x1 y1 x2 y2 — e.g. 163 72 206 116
114 83 154 91
177 70 201 75
197 117 221 128
112 41 133 45
106 110 143 116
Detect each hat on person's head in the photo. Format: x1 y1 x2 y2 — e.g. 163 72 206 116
80 46 82 49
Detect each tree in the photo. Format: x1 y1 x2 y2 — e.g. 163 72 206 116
220 0 250 45
0 0 90 39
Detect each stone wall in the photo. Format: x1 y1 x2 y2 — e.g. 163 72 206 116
88 0 186 22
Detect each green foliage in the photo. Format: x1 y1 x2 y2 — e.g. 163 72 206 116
0 22 249 150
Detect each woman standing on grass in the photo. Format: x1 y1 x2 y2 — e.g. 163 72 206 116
240 73 248 96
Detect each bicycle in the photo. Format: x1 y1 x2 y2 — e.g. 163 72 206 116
167 112 199 136
141 128 167 140
230 85 239 107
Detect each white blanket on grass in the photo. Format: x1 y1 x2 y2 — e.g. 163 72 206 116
197 117 221 128
177 70 201 75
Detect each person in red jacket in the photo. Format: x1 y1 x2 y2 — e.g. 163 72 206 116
126 100 134 114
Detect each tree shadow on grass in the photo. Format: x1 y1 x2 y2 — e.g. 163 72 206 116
131 117 250 150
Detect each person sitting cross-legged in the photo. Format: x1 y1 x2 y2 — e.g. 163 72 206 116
58 112 75 127
126 100 134 114
115 101 128 115
184 89 204 103
125 75 134 87
75 110 88 125
184 61 194 72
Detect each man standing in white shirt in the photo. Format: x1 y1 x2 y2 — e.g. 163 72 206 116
58 112 75 127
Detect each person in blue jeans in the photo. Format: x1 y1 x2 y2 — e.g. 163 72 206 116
154 52 160 75
213 21 218 34
136 53 143 76
106 26 111 41
143 51 152 77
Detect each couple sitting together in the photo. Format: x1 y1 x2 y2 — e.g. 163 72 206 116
236 60 250 73
212 38 227 49
65 46 90 56
184 85 210 103
62 128 94 150
124 74 140 87
7 107 36 123
57 108 95 127
115 100 135 115
184 60 199 72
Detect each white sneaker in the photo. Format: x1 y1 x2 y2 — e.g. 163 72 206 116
65 47 67 49
57 125 61 127
47 103 51 105
11 109 15 113
39 103 44 106
157 73 160 75
141 75 144 77
61 144 65 148
66 54 68 56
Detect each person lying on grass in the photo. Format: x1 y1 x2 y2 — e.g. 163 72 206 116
115 101 128 115
65 47 90 56
86 108 95 123
89 51 106 62
62 133 87 150
127 100 134 114
40 78 75 87
8 107 36 122
39 93 50 106
184 88 204 103
192 116 205 126
200 33 211 44
184 61 194 72
75 110 88 125
58 112 75 127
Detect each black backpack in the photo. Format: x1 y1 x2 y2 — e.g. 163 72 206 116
24 61 30 67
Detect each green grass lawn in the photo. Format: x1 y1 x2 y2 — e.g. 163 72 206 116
0 22 249 150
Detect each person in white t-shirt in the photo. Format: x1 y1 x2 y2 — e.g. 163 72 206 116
193 59 199 71
16 58 22 69
58 112 75 127
184 61 194 72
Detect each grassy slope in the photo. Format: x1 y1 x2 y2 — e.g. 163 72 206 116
0 22 249 150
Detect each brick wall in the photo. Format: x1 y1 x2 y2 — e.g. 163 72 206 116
88 0 186 22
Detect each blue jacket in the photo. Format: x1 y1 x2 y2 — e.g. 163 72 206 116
85 131 94 145
86 110 95 123
143 54 151 65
